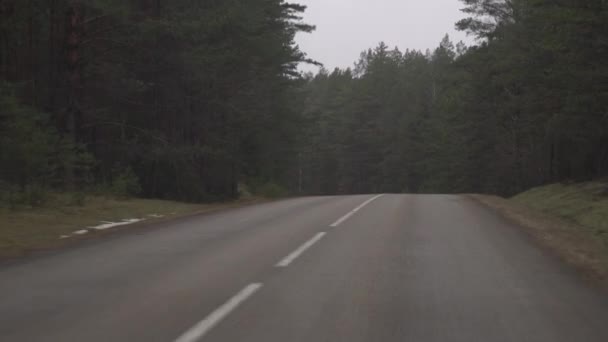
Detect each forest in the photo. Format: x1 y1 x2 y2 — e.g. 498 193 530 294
1 0 607 205
299 0 607 196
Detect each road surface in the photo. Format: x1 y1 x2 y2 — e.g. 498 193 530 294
1 194 607 341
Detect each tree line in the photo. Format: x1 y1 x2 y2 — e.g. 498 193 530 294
1 0 314 203
297 0 607 196
1 0 606 205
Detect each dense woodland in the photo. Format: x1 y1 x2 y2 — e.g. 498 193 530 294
1 0 607 205
1 0 314 202
299 0 608 196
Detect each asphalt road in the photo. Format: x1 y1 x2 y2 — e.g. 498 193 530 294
1 194 608 342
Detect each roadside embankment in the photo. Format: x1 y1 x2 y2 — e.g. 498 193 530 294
472 181 608 287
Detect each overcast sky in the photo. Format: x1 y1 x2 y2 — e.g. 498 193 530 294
295 0 472 72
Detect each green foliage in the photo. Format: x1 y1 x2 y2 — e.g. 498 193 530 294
238 183 253 198
0 83 94 199
68 192 87 207
1 87 58 186
0 1 314 202
110 168 142 199
297 0 607 196
254 182 288 199
2 0 604 201
4 184 49 209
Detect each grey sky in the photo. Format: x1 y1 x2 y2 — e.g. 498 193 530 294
295 0 472 72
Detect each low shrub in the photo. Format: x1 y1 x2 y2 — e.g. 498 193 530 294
110 167 142 198
255 182 288 199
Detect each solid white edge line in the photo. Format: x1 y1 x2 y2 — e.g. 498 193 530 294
330 194 384 227
174 283 262 342
276 232 327 267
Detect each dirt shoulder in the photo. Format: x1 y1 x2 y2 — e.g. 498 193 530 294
0 195 268 261
471 190 608 289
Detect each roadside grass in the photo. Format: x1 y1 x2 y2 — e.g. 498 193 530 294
0 194 263 259
512 182 608 247
472 181 608 288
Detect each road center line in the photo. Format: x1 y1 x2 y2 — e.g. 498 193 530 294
174 283 262 342
330 194 384 227
276 232 327 267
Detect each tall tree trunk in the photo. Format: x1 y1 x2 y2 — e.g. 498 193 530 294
27 0 36 105
49 0 57 116
0 0 16 81
64 1 85 189
0 1 10 80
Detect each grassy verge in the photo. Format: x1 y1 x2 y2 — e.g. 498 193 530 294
0 194 265 260
471 181 608 287
513 182 608 243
